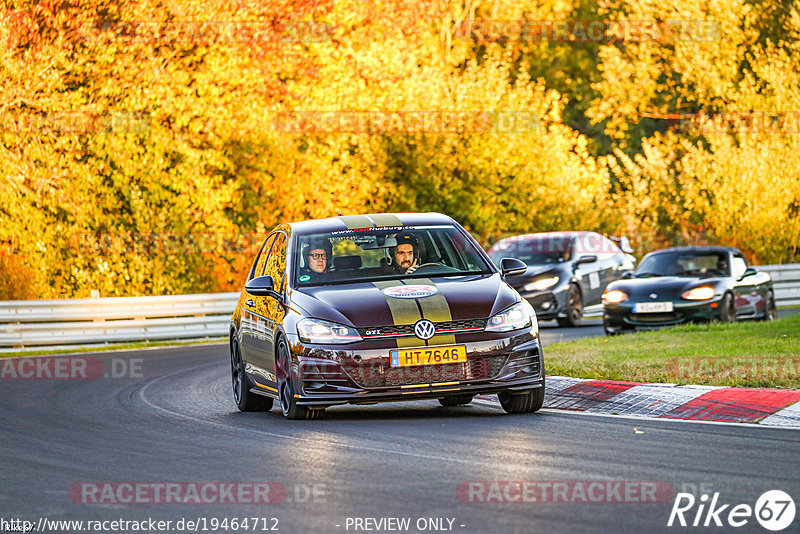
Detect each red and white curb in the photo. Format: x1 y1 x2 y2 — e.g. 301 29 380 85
478 377 800 428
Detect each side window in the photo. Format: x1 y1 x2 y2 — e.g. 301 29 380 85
249 233 276 280
732 255 747 278
599 236 618 261
263 233 287 293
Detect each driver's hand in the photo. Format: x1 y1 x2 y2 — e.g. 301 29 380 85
405 259 418 274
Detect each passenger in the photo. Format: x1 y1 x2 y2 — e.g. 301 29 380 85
383 231 419 275
299 238 332 281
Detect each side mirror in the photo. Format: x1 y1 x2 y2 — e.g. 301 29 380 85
500 257 527 278
245 275 280 298
742 267 757 278
622 271 633 279
574 255 598 268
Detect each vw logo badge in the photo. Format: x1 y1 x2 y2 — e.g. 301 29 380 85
650 293 658 299
414 319 436 340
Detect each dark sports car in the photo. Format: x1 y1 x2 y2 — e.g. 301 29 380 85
488 231 636 326
230 213 545 419
602 246 777 334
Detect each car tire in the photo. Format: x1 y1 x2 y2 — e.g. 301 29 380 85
231 338 273 412
603 320 632 336
719 292 736 323
277 336 322 420
763 291 778 321
438 395 474 407
557 284 583 327
498 386 545 414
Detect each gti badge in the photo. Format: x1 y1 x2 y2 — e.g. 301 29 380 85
650 293 658 299
414 319 436 340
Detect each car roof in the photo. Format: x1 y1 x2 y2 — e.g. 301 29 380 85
287 212 457 235
646 246 740 255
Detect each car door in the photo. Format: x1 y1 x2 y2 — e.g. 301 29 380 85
577 233 613 305
260 231 288 381
730 252 765 318
598 236 624 292
240 233 276 379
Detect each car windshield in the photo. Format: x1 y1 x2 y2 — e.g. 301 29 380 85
489 237 572 266
635 252 730 278
294 225 493 287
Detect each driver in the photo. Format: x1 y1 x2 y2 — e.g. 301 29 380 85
383 231 419 275
298 238 332 281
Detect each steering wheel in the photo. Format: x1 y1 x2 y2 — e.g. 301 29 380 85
409 262 447 274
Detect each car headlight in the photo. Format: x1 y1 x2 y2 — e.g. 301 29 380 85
485 300 537 334
682 286 715 301
297 318 363 344
602 289 628 304
523 276 560 292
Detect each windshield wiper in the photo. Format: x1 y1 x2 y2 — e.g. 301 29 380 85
634 272 661 278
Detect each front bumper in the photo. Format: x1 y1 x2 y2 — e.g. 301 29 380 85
284 331 544 406
604 297 723 331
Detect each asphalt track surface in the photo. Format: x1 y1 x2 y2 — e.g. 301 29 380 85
3 321 800 534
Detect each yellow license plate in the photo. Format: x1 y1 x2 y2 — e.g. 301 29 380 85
389 345 467 368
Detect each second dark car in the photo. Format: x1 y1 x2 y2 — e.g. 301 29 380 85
488 231 636 326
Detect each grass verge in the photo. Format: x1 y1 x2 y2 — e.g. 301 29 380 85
0 338 226 357
545 314 800 388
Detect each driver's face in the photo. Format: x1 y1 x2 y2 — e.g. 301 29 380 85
395 244 414 271
307 248 327 273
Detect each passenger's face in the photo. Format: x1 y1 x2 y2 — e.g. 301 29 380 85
395 244 414 271
308 248 327 273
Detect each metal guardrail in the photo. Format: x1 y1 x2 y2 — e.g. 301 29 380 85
758 263 800 307
1 264 798 350
0 293 239 350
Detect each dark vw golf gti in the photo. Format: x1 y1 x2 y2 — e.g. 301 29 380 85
602 246 777 334
230 213 544 419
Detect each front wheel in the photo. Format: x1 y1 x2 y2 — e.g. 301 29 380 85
277 337 322 420
557 284 583 327
604 318 633 336
719 293 736 323
498 386 545 414
763 291 778 321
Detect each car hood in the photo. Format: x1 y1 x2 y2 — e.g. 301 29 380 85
289 273 518 327
607 276 723 300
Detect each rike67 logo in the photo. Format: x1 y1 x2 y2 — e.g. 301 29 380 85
668 490 795 531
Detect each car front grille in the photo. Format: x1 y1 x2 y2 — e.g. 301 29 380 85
342 354 508 388
357 318 487 339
